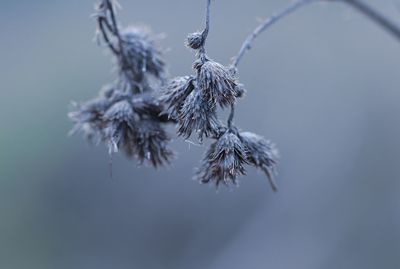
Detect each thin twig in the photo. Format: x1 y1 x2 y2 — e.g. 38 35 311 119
200 0 212 60
232 0 316 68
342 0 400 41
106 0 126 56
232 0 400 68
227 103 235 129
98 18 119 55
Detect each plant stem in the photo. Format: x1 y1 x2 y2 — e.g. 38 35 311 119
106 0 127 58
227 103 235 129
98 18 119 55
200 0 212 61
232 0 400 68
341 0 400 41
232 0 316 68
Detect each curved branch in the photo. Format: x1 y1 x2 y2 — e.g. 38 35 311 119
342 0 400 40
232 0 316 68
232 0 400 68
97 17 119 55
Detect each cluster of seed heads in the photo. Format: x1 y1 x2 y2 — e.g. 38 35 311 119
69 0 173 167
70 0 278 190
69 0 400 190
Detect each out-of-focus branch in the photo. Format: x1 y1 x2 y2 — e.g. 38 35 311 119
342 0 400 41
232 0 400 67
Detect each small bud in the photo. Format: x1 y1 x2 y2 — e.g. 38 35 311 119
186 31 204 50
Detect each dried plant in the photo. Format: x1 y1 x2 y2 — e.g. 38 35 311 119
70 0 173 168
70 0 400 190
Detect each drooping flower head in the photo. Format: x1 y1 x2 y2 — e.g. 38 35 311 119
116 27 166 92
132 119 174 167
102 99 137 154
196 129 248 186
70 86 174 167
194 58 245 108
239 131 279 191
159 76 195 120
68 85 119 144
177 88 220 141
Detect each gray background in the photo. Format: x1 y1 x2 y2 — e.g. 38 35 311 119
1 0 400 268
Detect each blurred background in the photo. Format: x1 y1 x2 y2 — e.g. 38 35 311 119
1 0 400 268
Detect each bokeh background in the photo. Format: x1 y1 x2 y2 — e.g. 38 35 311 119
1 0 400 268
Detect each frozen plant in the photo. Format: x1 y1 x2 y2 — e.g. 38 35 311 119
70 0 174 167
70 0 400 190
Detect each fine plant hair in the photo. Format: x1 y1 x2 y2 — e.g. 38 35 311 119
70 0 400 190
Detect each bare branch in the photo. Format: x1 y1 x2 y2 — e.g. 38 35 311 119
232 0 400 68
232 0 316 68
342 0 400 41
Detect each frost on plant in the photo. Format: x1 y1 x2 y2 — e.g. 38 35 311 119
177 88 220 141
196 129 247 186
69 0 173 167
159 76 195 120
69 0 284 189
194 58 245 108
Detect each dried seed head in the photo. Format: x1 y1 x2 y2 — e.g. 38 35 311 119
177 88 220 141
194 59 244 108
69 95 112 144
133 119 174 167
159 76 195 120
239 132 279 191
186 31 204 50
196 130 248 186
70 88 173 167
117 27 166 91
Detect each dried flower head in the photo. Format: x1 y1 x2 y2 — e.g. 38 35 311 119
186 31 205 50
196 129 248 186
117 27 166 91
194 58 245 107
159 76 195 120
102 99 137 153
68 86 117 143
70 87 173 168
132 119 174 167
239 131 279 191
177 88 220 141
130 92 169 123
